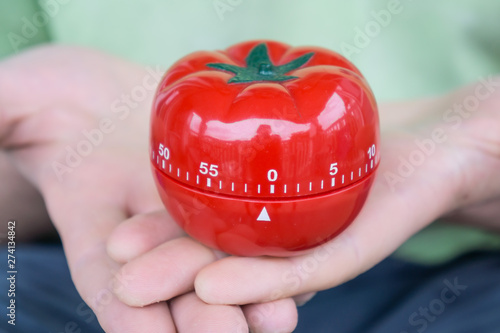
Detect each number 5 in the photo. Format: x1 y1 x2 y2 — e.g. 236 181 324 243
209 164 218 177
199 162 208 174
329 162 338 176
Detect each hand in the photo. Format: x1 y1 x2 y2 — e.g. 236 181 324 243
108 210 299 332
0 45 297 332
190 77 500 308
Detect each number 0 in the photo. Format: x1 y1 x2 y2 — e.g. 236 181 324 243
267 169 278 182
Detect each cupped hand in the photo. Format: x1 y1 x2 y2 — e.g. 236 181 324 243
190 77 500 307
0 45 297 333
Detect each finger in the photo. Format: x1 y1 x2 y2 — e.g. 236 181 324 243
195 137 460 305
170 292 248 333
107 210 185 263
293 292 316 307
114 237 217 307
42 185 177 332
72 241 176 333
242 298 298 333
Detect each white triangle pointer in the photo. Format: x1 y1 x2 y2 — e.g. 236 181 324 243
257 207 271 221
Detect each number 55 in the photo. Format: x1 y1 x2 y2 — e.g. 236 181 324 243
200 162 219 177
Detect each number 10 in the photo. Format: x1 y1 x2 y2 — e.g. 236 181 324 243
367 144 376 159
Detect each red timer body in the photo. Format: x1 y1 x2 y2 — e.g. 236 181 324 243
151 40 380 256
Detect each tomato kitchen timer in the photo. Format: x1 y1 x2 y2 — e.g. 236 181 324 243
150 40 380 256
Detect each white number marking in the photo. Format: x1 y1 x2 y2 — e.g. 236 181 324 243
267 169 278 182
367 144 376 159
209 164 219 177
329 162 338 176
158 143 170 160
199 162 219 177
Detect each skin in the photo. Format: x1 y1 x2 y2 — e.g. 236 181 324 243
1 45 499 332
191 79 500 306
111 70 500 322
0 45 297 333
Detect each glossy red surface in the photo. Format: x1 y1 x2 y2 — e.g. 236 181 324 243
151 40 380 256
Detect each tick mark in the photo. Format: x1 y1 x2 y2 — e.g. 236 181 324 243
270 185 275 194
219 180 222 189
284 184 287 194
321 180 324 189
331 178 335 187
351 172 353 180
371 160 374 169
169 164 172 173
162 160 165 170
177 168 180 177
359 168 361 177
245 184 248 193
196 175 199 184
342 175 345 184
186 172 189 181
309 182 312 191
231 182 235 191
297 183 300 193
207 178 211 187
258 184 261 193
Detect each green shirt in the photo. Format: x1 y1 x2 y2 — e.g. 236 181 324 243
1 0 500 264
